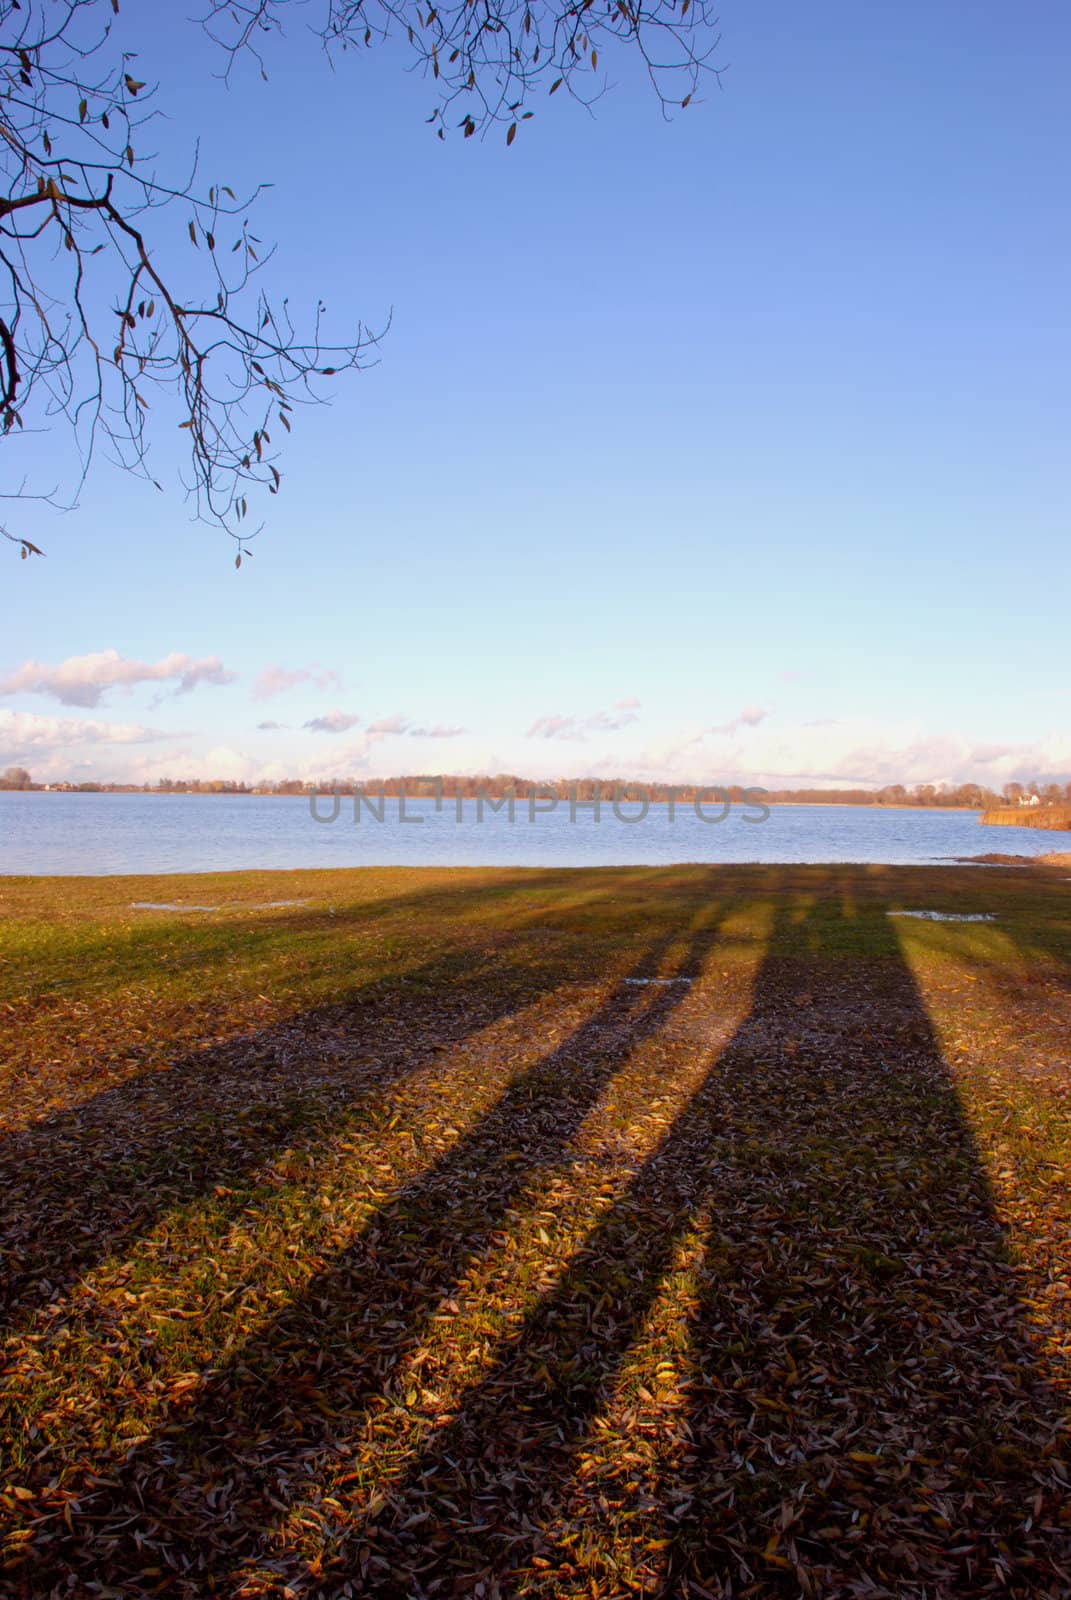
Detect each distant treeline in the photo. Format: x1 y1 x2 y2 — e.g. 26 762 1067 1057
14 770 1071 807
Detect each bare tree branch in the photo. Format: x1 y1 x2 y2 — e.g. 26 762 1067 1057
204 0 722 138
2 0 721 559
1 0 377 558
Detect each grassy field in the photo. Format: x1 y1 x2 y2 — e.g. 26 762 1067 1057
1 863 1070 1597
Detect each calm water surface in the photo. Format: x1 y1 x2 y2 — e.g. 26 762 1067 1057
0 792 1061 875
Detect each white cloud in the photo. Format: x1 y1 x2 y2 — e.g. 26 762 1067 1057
302 709 409 737
709 705 770 736
0 649 235 708
252 664 341 701
587 706 641 732
126 744 264 789
367 714 410 736
8 696 1071 795
526 701 641 740
526 714 585 741
303 710 360 734
641 719 1071 790
0 710 173 766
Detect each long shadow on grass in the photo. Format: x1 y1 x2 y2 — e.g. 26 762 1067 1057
2 898 738 1591
0 871 637 1337
1 866 685 1001
319 881 1071 1597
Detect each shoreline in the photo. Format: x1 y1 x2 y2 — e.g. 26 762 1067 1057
3 856 1065 886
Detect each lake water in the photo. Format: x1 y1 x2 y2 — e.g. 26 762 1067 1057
0 792 1062 875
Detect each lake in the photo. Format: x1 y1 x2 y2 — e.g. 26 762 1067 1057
0 792 1062 875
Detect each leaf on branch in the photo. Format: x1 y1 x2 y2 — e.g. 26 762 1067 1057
506 122 517 145
79 99 88 124
124 75 146 95
4 532 44 560
549 77 563 93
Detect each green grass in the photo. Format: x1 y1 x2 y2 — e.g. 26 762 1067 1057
1 863 1069 1596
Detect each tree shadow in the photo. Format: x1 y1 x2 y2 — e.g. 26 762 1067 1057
2 896 739 1592
0 869 640 1341
5 872 1069 1596
0 865 639 1003
4 864 721 996
313 881 1071 1596
0 868 756 1346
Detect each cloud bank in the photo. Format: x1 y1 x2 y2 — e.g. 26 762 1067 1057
0 650 235 708
0 709 172 757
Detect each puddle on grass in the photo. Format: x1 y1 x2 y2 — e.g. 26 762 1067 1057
132 901 218 912
890 911 995 923
132 899 308 913
624 976 694 985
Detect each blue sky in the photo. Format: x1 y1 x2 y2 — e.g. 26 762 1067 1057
2 0 1069 788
